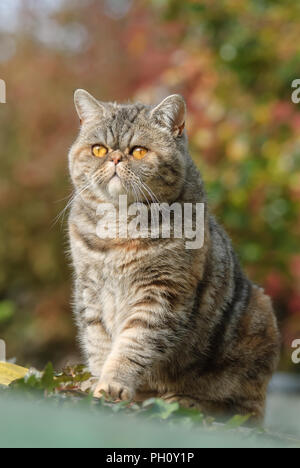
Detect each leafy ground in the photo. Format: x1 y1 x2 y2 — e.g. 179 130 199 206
2 363 248 427
0 363 299 448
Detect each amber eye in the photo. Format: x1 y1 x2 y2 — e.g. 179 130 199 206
92 145 108 158
132 147 148 160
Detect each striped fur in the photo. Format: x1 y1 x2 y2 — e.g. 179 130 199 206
68 91 280 421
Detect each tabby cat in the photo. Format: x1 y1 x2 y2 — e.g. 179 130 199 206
68 89 280 421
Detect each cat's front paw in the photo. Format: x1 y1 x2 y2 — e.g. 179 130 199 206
93 380 134 401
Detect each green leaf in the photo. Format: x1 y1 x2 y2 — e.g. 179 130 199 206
41 363 55 392
225 414 252 429
175 407 204 424
143 398 180 420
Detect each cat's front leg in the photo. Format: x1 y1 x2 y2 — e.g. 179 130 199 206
93 303 182 400
94 379 135 401
76 286 112 378
82 319 112 379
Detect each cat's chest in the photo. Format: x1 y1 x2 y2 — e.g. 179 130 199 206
83 247 142 333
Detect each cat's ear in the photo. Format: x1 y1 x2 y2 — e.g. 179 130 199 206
74 89 106 124
150 94 186 137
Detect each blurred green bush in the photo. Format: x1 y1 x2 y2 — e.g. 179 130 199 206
0 0 299 370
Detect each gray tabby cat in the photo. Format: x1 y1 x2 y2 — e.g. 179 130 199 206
68 89 280 421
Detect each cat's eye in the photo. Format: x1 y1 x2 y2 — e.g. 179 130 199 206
132 147 148 160
92 145 108 158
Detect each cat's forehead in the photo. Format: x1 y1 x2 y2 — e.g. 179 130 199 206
105 101 149 122
82 102 156 149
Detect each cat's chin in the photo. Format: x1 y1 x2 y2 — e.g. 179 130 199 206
107 175 125 199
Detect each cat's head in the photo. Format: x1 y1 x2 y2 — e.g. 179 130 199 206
69 89 188 205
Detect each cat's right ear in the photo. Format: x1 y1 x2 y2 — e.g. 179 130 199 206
150 94 186 137
74 89 106 125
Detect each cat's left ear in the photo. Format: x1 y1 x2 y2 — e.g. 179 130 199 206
150 94 186 137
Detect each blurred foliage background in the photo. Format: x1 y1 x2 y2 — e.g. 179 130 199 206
0 0 299 371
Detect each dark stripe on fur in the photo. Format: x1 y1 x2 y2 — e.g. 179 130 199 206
200 254 252 374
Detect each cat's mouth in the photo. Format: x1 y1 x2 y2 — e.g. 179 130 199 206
111 164 121 179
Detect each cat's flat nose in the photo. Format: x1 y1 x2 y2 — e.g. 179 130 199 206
111 151 123 165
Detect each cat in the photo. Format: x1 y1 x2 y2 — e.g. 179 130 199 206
68 89 280 421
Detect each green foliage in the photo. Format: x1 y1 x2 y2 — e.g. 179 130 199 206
142 398 181 420
225 414 252 430
2 363 250 431
0 301 15 324
2 363 298 448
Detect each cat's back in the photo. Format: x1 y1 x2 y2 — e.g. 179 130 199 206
204 214 280 368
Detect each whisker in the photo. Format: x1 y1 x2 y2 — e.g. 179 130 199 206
51 173 101 229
